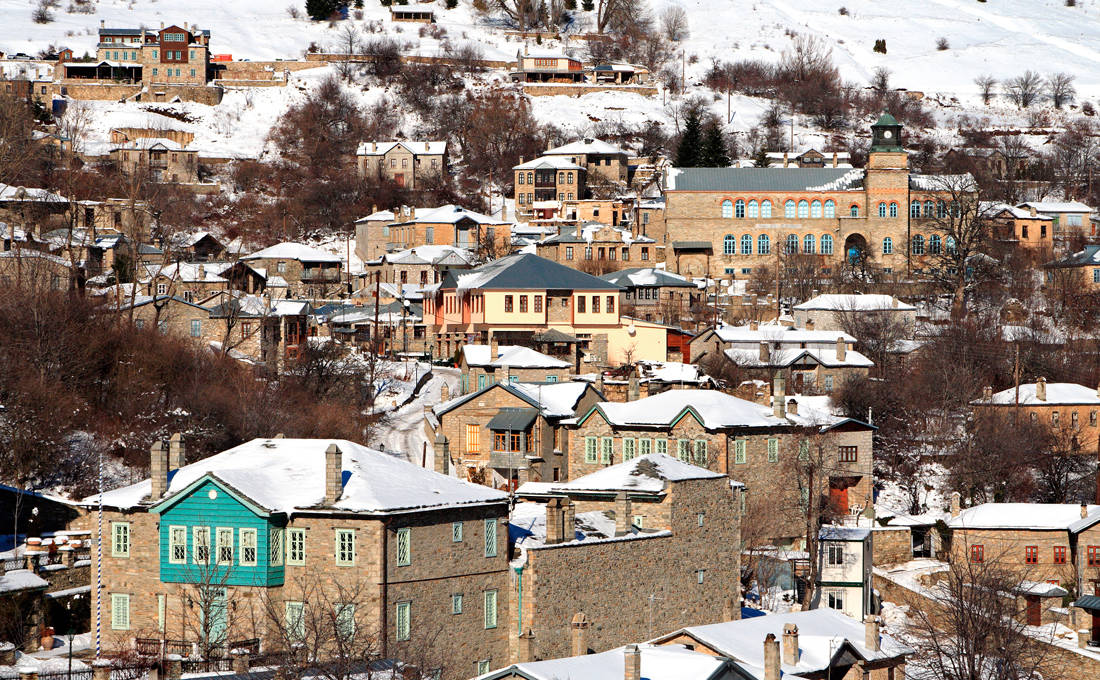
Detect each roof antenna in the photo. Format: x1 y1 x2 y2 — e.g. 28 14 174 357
867 407 873 426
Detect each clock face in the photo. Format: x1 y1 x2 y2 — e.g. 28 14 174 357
883 130 893 139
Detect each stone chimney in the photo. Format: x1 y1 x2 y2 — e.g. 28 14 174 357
571 613 590 656
197 264 205 280
772 374 786 419
749 319 759 331
1036 376 1047 401
184 21 189 31
425 141 430 151
628 373 640 401
441 380 450 401
1029 205 1038 217
324 443 343 505
409 206 416 219
615 491 633 536
782 152 789 168
763 634 780 680
490 335 499 360
721 597 735 621
1082 503 1090 519
832 151 838 168
160 21 165 29
836 337 847 361
950 491 961 517
892 296 899 308
805 318 814 330
169 432 186 469
545 497 564 545
787 399 798 416
150 440 168 499
433 433 449 475
759 340 769 362
864 615 881 652
563 500 575 541
782 624 800 665
100 19 105 27
623 645 641 680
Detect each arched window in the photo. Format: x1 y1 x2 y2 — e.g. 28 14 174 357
804 234 815 253
786 234 799 254
929 234 942 254
741 234 752 254
758 234 771 255
878 202 888 217
821 234 834 255
723 234 736 255
558 172 565 183
518 173 525 185
735 199 745 218
722 200 733 218
761 200 773 218
937 200 947 219
785 200 796 218
850 204 859 217
910 201 921 218
924 200 934 218
912 234 925 255
747 200 759 218
882 237 893 255
798 200 809 218
824 200 835 218
945 235 957 254
527 172 534 184
811 200 822 218
889 202 898 217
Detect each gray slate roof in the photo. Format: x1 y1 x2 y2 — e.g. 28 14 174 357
487 408 539 431
600 267 697 289
446 253 621 291
668 167 864 192
1045 245 1100 268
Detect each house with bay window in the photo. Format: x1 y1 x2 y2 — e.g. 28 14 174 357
77 435 511 679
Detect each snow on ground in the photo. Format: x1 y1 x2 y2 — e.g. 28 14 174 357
375 363 459 472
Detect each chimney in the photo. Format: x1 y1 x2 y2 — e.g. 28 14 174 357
425 141 430 151
571 613 590 656
892 296 899 308
832 151 838 167
836 337 847 361
545 497 564 545
623 645 641 680
983 386 992 402
197 264 205 280
160 21 164 29
409 206 415 219
324 443 343 505
805 318 814 330
782 624 800 666
1082 503 1090 519
501 203 508 220
773 373 786 419
150 440 168 499
100 19 104 27
749 319 759 331
490 335 499 360
864 616 881 652
783 152 789 168
950 491 961 517
1029 205 1038 217
787 399 798 416
763 634 780 680
722 596 735 621
759 340 769 362
441 381 450 401
615 491 633 536
628 373 639 401
184 21 189 31
563 500 575 541
433 433 449 475
1036 376 1047 401
168 432 186 469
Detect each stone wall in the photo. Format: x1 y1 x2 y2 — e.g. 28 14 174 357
520 84 658 97
304 53 511 69
52 82 223 104
871 526 912 567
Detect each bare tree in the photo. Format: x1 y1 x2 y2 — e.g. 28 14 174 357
659 5 688 42
974 74 997 105
834 304 909 378
870 67 891 97
486 0 540 30
333 24 362 82
920 174 988 320
1003 71 1044 108
1047 72 1076 109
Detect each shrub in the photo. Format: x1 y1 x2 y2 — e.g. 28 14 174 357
873 38 886 54
1083 101 1095 116
838 6 848 15
32 0 53 23
286 4 301 17
936 37 949 50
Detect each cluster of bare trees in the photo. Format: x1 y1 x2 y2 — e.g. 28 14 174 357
974 71 1077 109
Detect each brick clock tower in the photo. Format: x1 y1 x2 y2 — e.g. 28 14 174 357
863 112 910 272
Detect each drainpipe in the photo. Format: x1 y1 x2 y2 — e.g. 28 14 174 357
514 565 524 637
380 519 389 659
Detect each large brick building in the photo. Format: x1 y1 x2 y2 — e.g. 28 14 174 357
355 141 447 189
663 114 972 279
77 436 512 679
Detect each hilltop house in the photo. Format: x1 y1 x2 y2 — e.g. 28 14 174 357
63 21 211 87
510 49 584 83
109 138 200 184
355 141 448 189
76 436 512 679
792 293 916 333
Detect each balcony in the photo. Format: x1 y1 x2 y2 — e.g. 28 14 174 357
490 451 529 470
301 268 341 282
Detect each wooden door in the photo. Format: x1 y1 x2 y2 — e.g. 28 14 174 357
829 485 849 514
395 173 405 187
1026 596 1040 627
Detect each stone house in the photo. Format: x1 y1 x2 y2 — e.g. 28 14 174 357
241 242 343 299
459 341 573 392
513 157 587 220
63 22 210 87
944 147 1029 180
0 250 77 292
970 378 1100 455
109 138 200 184
564 388 874 544
355 206 510 262
509 454 744 661
429 380 605 489
141 262 229 303
74 436 512 679
510 49 584 84
946 499 1100 627
765 148 852 169
355 141 447 189
651 608 911 680
985 203 1054 256
663 114 974 279
165 231 226 261
813 526 873 621
791 294 916 334
426 253 667 365
599 268 699 325
363 245 474 289
635 198 666 242
535 222 657 273
476 643 743 680
1043 245 1100 292
1017 200 1093 241
204 296 311 368
560 198 632 227
324 300 427 356
118 295 212 341
543 139 630 187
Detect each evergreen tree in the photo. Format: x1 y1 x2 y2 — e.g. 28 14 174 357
445 0 457 8
564 0 576 10
306 0 338 19
700 122 730 167
581 0 593 11
751 147 770 168
675 109 703 167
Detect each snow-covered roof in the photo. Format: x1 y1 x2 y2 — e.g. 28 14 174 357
971 382 1100 406
1018 200 1092 213
820 526 870 541
540 222 654 246
508 501 672 566
600 268 698 289
637 360 710 384
0 183 66 204
908 173 978 192
519 48 576 60
947 503 1100 531
513 156 585 171
355 209 397 223
724 347 875 369
710 325 856 344
355 141 447 156
434 381 592 420
983 202 1047 220
521 453 725 495
384 244 473 266
242 242 342 263
462 344 570 369
545 138 626 156
140 261 228 284
391 204 509 226
83 438 508 515
793 294 915 312
0 569 49 594
667 167 864 192
477 643 733 680
582 389 786 430
111 137 190 152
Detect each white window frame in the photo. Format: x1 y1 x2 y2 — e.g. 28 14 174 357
240 528 257 567
112 522 131 558
287 528 305 565
192 526 210 564
168 525 186 564
336 528 356 566
216 527 234 565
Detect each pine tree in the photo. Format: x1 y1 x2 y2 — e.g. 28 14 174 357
581 0 593 11
700 122 730 167
675 109 703 167
306 0 337 19
751 147 770 168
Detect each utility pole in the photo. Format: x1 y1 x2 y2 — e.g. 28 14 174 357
1014 343 1021 423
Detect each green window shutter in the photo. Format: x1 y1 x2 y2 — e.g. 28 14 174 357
799 486 809 510
396 527 411 566
623 438 635 460
111 593 130 630
483 590 498 629
336 604 356 640
484 519 498 558
600 437 613 464
452 522 463 543
639 439 652 456
396 602 411 641
677 439 690 462
270 528 284 567
768 438 779 462
585 437 597 463
735 440 746 464
452 593 463 614
694 440 707 465
655 439 668 455
478 661 490 675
